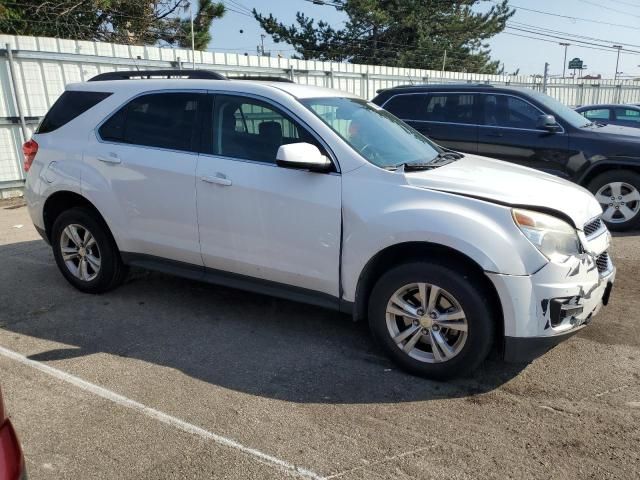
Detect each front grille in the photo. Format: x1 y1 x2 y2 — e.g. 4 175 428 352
596 251 610 274
584 217 603 237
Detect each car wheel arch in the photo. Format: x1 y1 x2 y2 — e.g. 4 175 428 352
578 160 640 186
352 241 504 344
43 191 117 249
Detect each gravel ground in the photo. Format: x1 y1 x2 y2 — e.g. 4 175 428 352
0 200 638 480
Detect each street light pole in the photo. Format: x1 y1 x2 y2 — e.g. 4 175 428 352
559 42 570 78
613 45 622 81
189 1 195 69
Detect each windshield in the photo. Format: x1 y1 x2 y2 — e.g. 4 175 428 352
525 89 591 128
301 97 441 168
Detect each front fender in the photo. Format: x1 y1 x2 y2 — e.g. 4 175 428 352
340 179 547 302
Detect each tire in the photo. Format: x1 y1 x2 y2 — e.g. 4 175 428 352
51 207 127 293
587 170 640 232
368 261 495 380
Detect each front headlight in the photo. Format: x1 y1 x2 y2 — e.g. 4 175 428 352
512 208 582 261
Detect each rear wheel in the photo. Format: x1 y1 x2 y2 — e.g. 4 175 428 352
588 170 640 231
368 262 494 380
51 207 127 293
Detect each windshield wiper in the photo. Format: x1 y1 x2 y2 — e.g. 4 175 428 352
388 151 464 171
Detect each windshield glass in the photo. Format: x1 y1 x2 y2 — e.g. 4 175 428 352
301 97 441 168
525 89 591 128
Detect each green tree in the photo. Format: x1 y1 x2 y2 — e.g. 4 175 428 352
174 0 226 50
254 0 514 74
0 0 224 48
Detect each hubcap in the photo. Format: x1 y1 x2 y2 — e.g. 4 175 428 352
385 282 468 363
59 224 101 282
595 182 640 224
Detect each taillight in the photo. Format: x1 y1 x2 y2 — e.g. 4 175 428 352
22 139 38 172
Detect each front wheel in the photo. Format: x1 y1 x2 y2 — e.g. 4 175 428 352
368 262 495 380
588 170 640 231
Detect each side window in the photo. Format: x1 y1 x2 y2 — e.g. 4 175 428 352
383 94 424 120
38 91 112 133
583 109 610 120
98 92 200 152
614 108 640 123
212 95 318 164
484 95 541 129
423 93 476 124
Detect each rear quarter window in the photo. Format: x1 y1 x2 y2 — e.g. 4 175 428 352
37 91 112 134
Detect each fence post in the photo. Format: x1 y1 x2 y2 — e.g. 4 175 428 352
288 66 295 82
615 84 622 104
5 43 28 179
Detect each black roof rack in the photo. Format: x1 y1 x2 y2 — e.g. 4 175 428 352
228 75 294 83
88 69 227 82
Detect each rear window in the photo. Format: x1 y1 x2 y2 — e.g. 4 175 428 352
98 92 201 152
37 91 112 133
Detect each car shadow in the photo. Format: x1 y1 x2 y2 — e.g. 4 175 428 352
0 239 526 404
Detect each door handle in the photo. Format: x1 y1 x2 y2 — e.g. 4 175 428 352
200 174 232 186
98 153 121 164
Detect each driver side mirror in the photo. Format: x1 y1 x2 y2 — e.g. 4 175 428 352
276 143 332 172
536 114 562 132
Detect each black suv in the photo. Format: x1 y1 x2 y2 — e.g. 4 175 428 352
372 84 640 230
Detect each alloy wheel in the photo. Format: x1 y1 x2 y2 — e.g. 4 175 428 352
595 182 640 224
385 282 468 363
59 223 101 282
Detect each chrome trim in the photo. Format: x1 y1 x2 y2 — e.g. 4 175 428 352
380 91 566 134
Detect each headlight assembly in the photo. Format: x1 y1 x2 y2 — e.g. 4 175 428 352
512 208 582 261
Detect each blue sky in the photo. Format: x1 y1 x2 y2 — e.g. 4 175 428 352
207 0 640 78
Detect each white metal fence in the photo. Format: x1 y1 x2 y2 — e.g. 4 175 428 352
2 34 640 192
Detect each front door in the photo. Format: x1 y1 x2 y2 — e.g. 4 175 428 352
196 94 342 297
477 93 571 177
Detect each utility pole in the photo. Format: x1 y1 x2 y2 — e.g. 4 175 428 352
559 42 570 78
613 45 622 81
260 34 266 56
441 50 447 75
542 62 549 93
188 1 195 69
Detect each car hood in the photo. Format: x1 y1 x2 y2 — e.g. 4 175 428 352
586 123 640 139
404 154 602 228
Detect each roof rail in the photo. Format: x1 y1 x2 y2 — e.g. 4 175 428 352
88 69 227 82
227 75 294 83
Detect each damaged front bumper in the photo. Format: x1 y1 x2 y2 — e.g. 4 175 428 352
486 240 615 363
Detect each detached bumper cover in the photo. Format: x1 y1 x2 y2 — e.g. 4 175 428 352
488 251 615 361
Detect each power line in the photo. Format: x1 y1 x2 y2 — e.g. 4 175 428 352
501 2 640 31
578 0 640 18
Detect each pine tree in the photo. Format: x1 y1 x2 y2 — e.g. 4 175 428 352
254 0 514 74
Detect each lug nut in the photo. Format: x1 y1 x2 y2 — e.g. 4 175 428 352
416 308 425 316
432 325 440 332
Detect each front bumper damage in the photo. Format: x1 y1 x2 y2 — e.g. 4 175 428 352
486 238 615 363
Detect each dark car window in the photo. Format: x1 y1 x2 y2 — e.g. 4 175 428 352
582 108 610 120
423 93 476 124
99 93 200 152
38 91 111 133
211 95 318 164
483 94 540 129
614 108 640 123
383 94 424 120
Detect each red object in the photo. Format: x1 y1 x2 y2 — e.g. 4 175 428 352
0 388 25 480
22 139 38 172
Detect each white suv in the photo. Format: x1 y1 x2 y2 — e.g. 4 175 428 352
24 71 615 379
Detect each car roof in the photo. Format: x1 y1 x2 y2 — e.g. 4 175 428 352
67 78 355 100
374 83 540 97
576 104 640 109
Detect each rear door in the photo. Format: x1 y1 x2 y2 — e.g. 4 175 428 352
477 93 571 177
85 91 204 265
382 92 479 153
